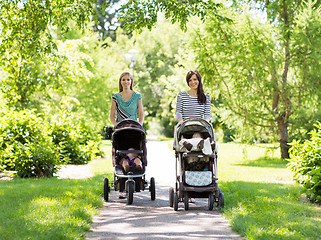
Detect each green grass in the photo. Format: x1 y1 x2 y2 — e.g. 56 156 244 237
0 140 113 240
216 143 321 240
163 140 321 239
1 141 320 239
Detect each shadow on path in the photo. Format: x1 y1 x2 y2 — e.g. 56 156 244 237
86 137 242 240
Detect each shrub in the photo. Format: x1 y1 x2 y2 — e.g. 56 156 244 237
159 116 176 138
288 122 321 202
14 141 61 178
49 113 102 165
0 109 61 177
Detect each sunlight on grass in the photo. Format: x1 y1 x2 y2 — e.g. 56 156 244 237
1 140 320 240
0 140 114 240
217 143 293 183
0 177 106 240
164 140 321 239
90 140 113 176
215 143 321 240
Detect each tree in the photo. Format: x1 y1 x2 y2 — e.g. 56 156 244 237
118 0 225 32
191 1 321 158
0 0 94 108
93 0 125 41
131 20 187 121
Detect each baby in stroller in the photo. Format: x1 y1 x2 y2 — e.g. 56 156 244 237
178 132 216 155
178 132 214 172
120 148 143 173
170 117 224 210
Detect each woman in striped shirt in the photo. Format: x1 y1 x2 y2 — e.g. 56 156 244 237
109 72 144 126
175 70 211 122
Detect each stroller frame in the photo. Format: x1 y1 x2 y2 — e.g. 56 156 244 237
103 119 156 205
169 117 224 211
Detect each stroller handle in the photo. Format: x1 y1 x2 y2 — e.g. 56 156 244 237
116 150 143 155
182 152 215 158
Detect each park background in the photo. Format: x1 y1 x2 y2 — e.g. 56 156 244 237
0 0 321 239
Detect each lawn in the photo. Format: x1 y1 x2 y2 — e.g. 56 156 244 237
0 141 113 240
0 140 320 240
216 143 321 240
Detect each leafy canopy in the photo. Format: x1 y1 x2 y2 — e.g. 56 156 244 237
118 0 226 32
0 0 94 108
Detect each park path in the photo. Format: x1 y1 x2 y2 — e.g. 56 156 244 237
85 137 243 240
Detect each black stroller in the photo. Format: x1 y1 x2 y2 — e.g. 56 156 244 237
103 119 156 205
169 117 224 211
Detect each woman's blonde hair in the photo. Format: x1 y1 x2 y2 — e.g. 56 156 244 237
119 72 133 92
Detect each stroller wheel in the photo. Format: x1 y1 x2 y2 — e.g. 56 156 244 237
103 178 110 202
127 181 134 205
184 192 189 211
218 192 224 208
169 187 174 207
173 192 179 211
149 177 156 200
208 192 214 211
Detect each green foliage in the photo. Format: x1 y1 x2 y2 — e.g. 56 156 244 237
53 29 129 128
288 122 321 203
157 75 184 137
0 107 102 176
132 21 186 119
14 141 61 178
190 1 321 157
90 20 190 134
0 109 61 177
49 112 103 165
68 35 122 127
0 0 94 108
93 0 125 41
118 0 225 32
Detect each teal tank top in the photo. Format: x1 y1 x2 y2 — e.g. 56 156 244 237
112 91 142 123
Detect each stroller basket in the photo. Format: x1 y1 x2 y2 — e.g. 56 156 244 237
185 171 213 186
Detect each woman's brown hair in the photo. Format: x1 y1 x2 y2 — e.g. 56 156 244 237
186 70 206 104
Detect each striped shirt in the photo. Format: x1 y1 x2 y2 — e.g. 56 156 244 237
175 91 211 121
112 91 142 123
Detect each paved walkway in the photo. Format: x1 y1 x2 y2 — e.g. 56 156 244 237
85 138 243 240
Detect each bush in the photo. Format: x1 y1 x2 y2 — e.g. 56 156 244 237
159 116 176 138
0 109 61 177
14 141 61 178
49 113 102 165
288 122 321 202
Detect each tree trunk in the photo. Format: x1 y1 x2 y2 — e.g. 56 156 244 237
276 116 290 159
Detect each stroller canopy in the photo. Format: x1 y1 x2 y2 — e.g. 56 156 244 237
112 119 147 165
174 118 215 150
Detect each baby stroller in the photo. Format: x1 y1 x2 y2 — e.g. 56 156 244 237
103 119 156 205
169 117 224 211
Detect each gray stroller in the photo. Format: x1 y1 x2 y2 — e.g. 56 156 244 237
169 117 224 210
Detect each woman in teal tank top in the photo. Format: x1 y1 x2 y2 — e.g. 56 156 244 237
109 72 144 126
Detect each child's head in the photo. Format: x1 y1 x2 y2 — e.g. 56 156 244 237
192 132 203 138
127 148 138 158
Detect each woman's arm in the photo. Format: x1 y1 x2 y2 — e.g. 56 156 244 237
109 100 118 126
138 98 144 125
